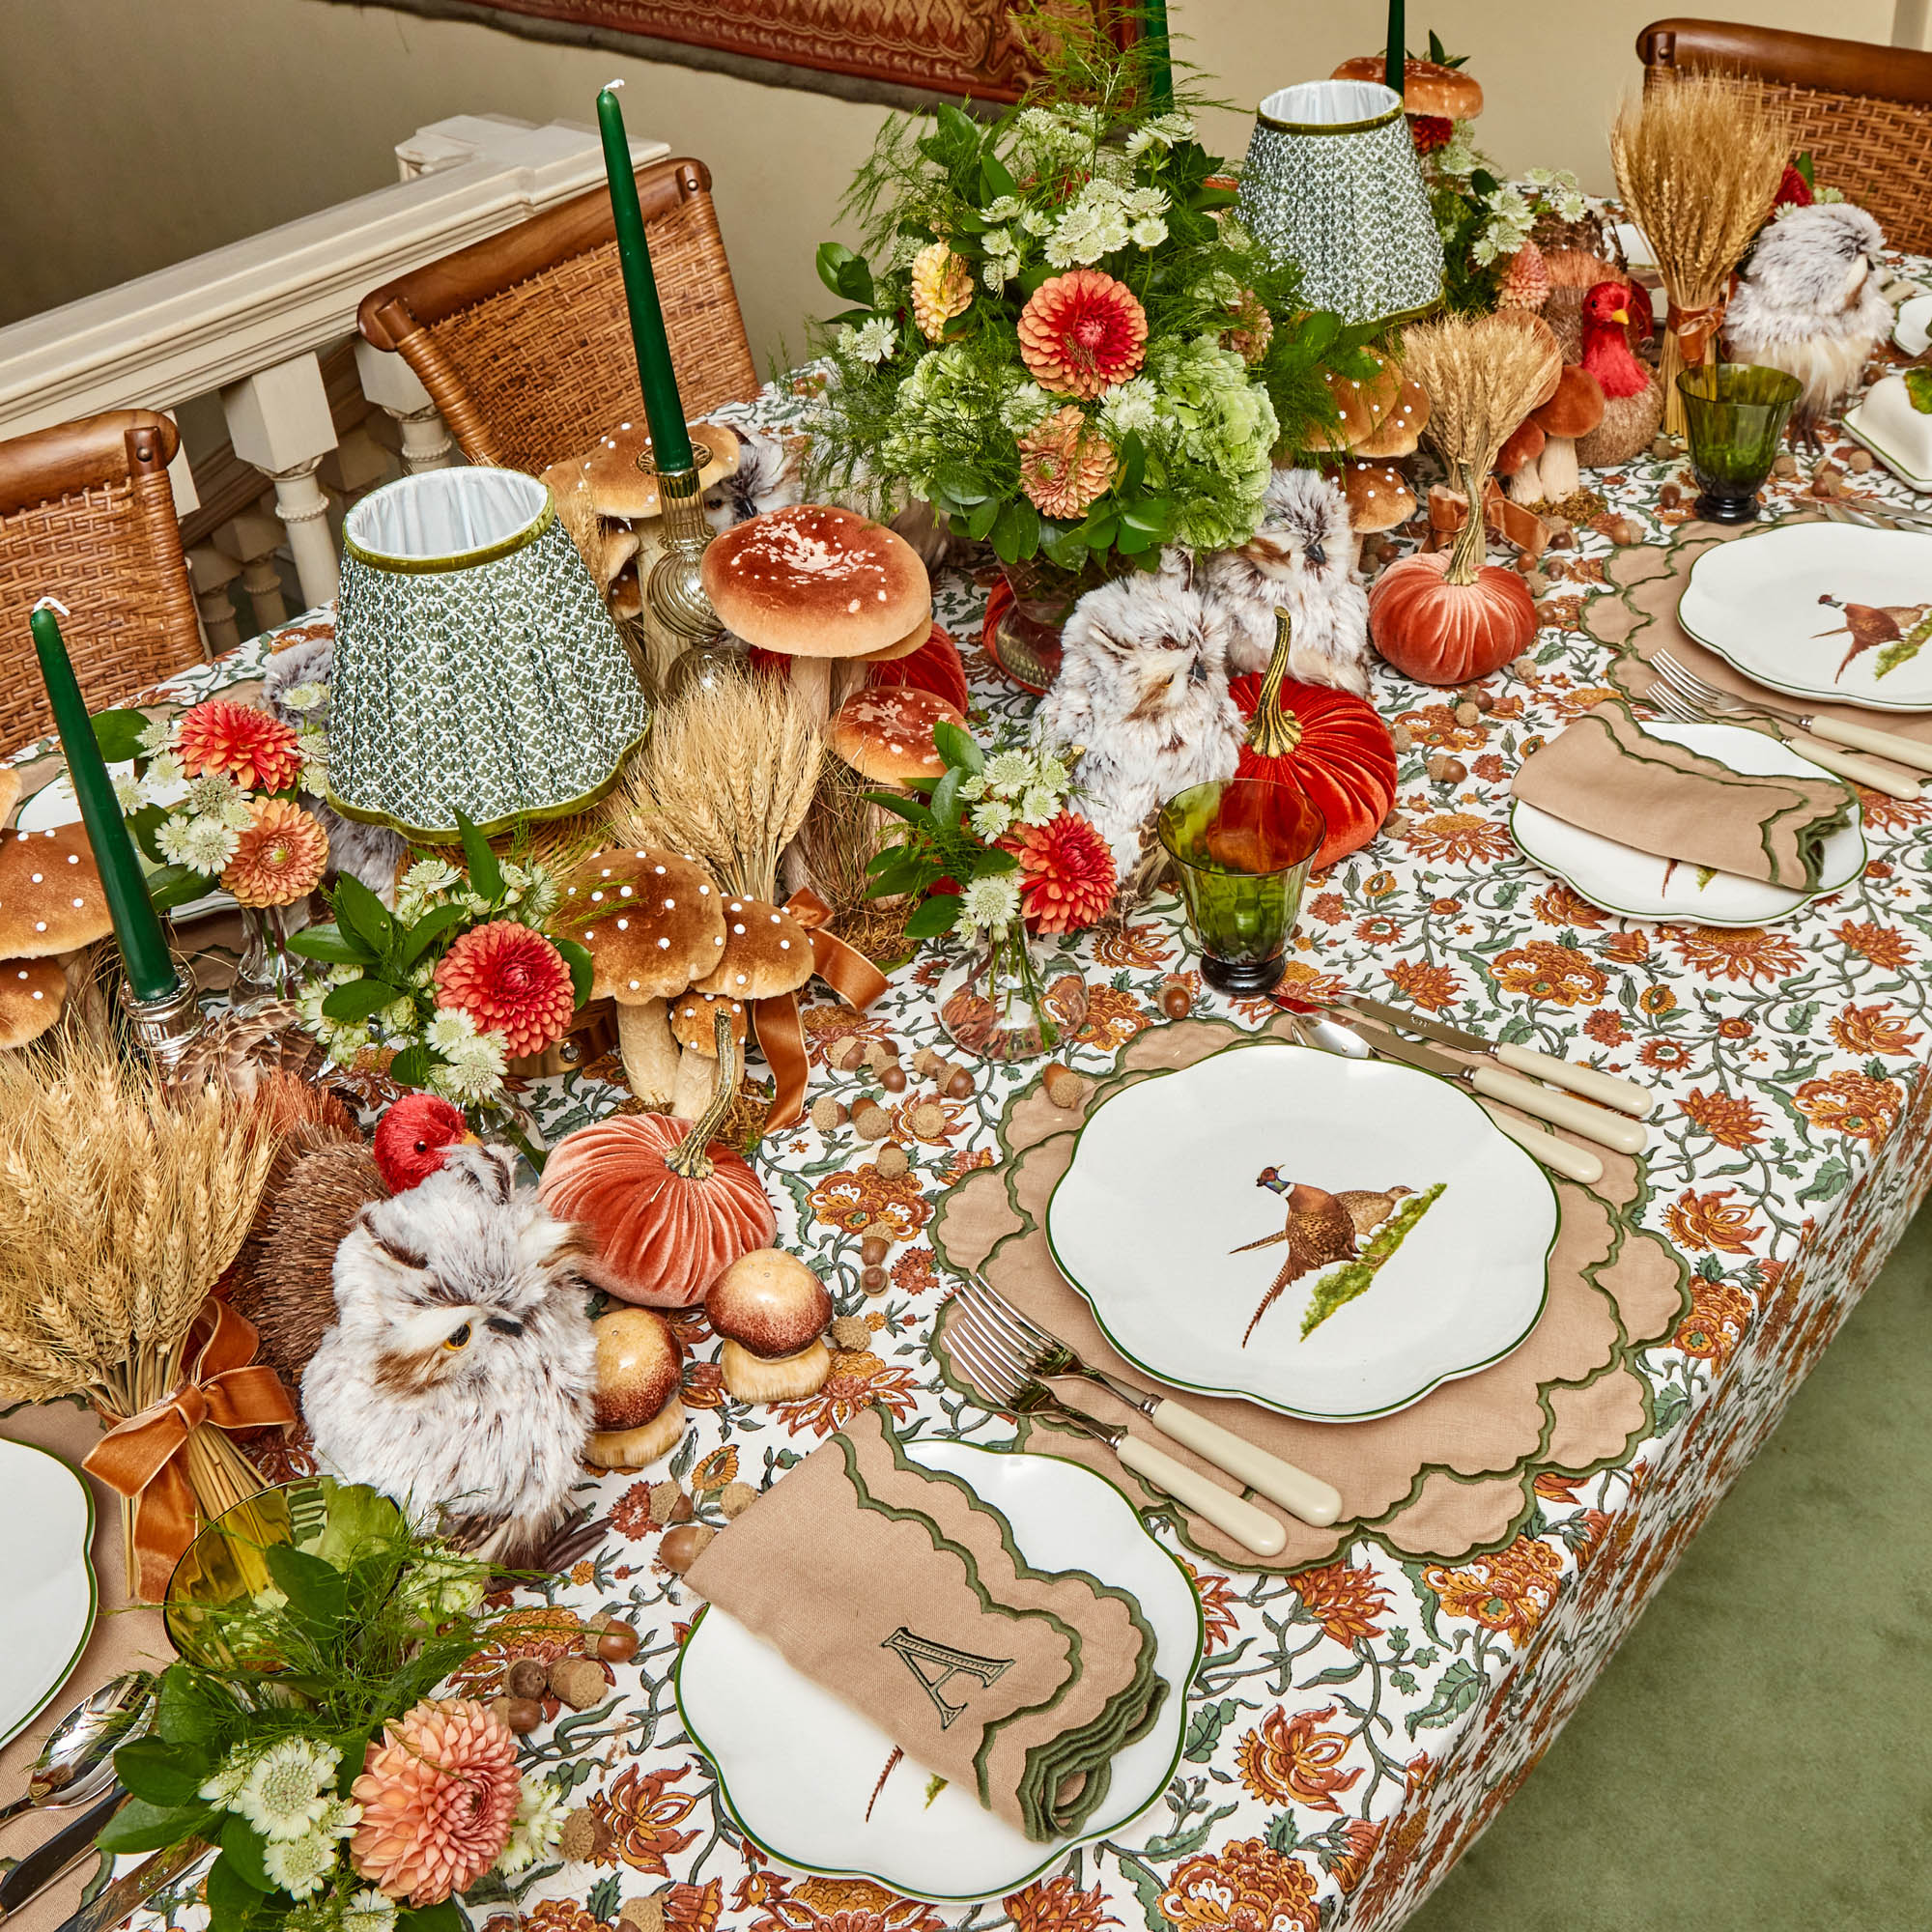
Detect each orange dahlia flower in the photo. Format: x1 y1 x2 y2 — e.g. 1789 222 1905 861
999 810 1115 933
350 1697 520 1904
177 697 302 793
1016 408 1114 519
221 798 329 906
433 921 576 1058
1017 270 1148 399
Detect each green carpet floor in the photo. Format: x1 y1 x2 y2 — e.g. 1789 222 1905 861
1406 1200 1932 1931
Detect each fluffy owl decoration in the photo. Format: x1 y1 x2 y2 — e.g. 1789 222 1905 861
1199 468 1371 694
1725 203 1890 444
703 426 802 530
301 1143 598 1567
1034 567 1242 874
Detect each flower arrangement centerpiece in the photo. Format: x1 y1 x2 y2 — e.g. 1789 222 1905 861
287 815 590 1112
106 1481 565 1931
866 721 1114 1060
808 11 1379 669
1428 159 1591 316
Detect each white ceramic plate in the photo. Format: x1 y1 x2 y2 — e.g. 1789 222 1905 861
1044 1039 1558 1422
676 1437 1201 1903
1893 292 1932 356
0 1441 97 1749
1842 402 1932 497
1511 720 1866 927
1677 521 1932 712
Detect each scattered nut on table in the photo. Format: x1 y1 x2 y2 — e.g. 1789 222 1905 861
718 1480 758 1519
829 1315 872 1351
548 1658 610 1711
658 1523 715 1573
860 1232 891 1267
874 1142 910 1179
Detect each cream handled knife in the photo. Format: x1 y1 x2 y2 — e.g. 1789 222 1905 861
1339 995 1651 1118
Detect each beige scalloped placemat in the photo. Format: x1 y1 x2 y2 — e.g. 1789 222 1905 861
928 1014 1689 1573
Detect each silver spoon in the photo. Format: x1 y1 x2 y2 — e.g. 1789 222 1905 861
0 1671 156 1829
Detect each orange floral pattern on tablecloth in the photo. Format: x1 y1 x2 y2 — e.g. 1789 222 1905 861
1160 1839 1321 1932
586 1762 702 1873
1235 1704 1363 1810
1662 1188 1764 1254
1425 1536 1565 1643
1292 1560 1391 1646
810 1166 932 1238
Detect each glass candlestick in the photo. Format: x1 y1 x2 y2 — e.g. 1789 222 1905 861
1677 364 1803 523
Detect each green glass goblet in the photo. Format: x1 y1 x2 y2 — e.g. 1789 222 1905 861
1158 777 1326 997
1677 363 1803 524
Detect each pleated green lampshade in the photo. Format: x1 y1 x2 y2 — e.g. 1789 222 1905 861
329 469 650 839
1236 79 1444 328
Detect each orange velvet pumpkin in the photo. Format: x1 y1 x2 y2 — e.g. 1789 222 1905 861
1228 670 1398 871
1369 548 1537 686
539 1113 776 1308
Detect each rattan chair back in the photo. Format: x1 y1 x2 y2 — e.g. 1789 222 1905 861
358 157 759 477
1640 18 1932 255
0 411 205 756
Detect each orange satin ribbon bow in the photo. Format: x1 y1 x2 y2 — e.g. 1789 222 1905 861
1665 297 1726 366
84 1298 295 1600
1426 477 1548 561
751 889 891 1130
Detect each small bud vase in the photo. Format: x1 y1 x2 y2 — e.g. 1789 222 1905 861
936 926 1090 1064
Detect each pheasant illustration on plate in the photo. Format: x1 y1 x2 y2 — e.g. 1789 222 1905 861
1232 1172 1440 1345
1814 592 1932 681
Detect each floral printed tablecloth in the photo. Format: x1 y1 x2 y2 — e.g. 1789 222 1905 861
36 348 1932 1932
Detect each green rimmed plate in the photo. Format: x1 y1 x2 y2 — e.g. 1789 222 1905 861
674 1436 1201 1903
0 1440 97 1749
1044 1038 1559 1421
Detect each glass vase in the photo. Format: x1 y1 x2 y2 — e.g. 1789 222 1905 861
988 553 1126 694
936 927 1090 1065
1677 363 1803 524
233 897 310 999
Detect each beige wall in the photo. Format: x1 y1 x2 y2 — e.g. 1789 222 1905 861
0 0 1904 366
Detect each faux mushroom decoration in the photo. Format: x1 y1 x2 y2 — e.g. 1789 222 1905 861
1353 379 1431 463
1528 365 1606 503
679 895 814 1115
669 990 749 1121
825 687 966 790
704 1247 834 1402
1497 417 1548 505
1341 460 1418 539
0 822 117 1049
1302 355 1406 461
587 1307 688 1469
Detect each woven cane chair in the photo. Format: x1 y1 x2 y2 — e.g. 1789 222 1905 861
1639 18 1932 254
0 410 204 756
357 156 759 477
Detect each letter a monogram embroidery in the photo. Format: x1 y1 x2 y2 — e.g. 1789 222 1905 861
880 1627 1013 1729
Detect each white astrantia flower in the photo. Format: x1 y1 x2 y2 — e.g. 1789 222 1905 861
316 1798 361 1840
198 1749 251 1806
957 871 1022 934
280 682 327 714
1030 750 1071 796
983 750 1034 797
218 795 257 832
232 1737 340 1840
142 750 189 805
982 194 1024 223
297 727 329 781
1018 207 1053 238
136 714 177 756
998 382 1054 434
957 772 988 803
971 800 1015 841
497 1776 567 1876
1121 185 1169 218
426 1006 480 1052
402 858 462 898
158 813 239 874
850 316 896 363
1128 216 1168 250
261 1831 339 1901
1099 377 1158 439
114 774 144 812
183 774 237 815
381 998 417 1036
1016 783 1060 828
342 1890 399 1932
432 1029 508 1101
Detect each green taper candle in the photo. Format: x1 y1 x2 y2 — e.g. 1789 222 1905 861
1385 0 1406 95
1142 1 1173 111
595 81 695 474
29 602 180 1001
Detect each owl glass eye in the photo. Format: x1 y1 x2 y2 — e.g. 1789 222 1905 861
443 1322 472 1351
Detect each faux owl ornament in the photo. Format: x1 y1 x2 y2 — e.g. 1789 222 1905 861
1725 203 1890 446
1199 468 1372 694
1034 569 1243 876
301 1143 598 1568
703 426 802 530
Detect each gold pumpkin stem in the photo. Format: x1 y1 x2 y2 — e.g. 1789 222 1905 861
667 1009 740 1179
1246 611 1304 758
1446 461 1489 588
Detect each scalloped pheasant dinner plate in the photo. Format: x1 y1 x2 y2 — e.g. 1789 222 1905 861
676 1437 1201 1902
1677 520 1932 712
1044 1038 1558 1422
0 1440 97 1749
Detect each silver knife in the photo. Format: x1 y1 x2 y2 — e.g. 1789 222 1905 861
1350 1022 1649 1156
0 1790 124 1922
1337 995 1652 1118
48 1840 209 1932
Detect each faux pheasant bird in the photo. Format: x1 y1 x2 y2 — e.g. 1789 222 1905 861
1232 1175 1412 1345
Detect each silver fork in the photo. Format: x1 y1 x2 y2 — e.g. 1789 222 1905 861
1653 648 1932 778
943 1310 1290 1557
952 1276 1341 1525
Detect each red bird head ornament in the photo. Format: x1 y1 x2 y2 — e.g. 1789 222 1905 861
373 1093 480 1194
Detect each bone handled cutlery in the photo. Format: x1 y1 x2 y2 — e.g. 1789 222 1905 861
1644 678 1918 799
1651 646 1932 775
944 1319 1290 1558
952 1276 1342 1527
1335 995 1651 1118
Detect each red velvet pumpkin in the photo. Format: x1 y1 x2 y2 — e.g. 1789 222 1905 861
866 622 969 712
1369 547 1537 686
1228 671 1398 871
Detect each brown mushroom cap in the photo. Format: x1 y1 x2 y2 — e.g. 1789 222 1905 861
591 1306 683 1431
554 420 741 521
1342 459 1418 533
0 824 113 959
565 847 727 1003
705 1248 832 1358
854 612 939 664
696 896 814 1001
670 989 748 1054
1353 378 1431 460
701 505 931 658
1303 354 1405 454
0 956 66 1049
1496 418 1548 477
598 526 640 589
1331 55 1483 120
825 687 965 786
1533 364 1606 440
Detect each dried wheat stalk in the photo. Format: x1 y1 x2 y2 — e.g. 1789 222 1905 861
1611 73 1790 432
608 662 821 902
1404 309 1565 483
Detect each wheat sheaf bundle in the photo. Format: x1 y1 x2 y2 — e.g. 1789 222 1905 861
1403 309 1564 484
608 661 822 902
1611 73 1790 432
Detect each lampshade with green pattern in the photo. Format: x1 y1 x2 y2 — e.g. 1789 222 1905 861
329 469 650 839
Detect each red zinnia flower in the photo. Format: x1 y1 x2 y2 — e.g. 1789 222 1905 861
1017 270 1149 399
1774 160 1814 210
1409 113 1455 155
434 921 576 1057
1000 810 1117 934
176 698 301 793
